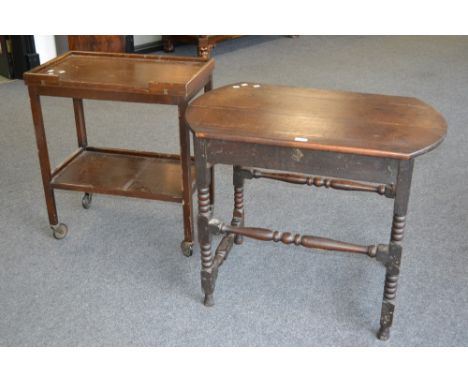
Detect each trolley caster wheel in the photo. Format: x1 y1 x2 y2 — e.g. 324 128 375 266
181 241 193 257
82 193 92 209
51 223 68 240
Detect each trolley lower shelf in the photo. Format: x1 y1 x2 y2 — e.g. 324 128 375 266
50 147 195 202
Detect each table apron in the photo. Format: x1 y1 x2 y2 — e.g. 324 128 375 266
204 139 399 185
29 80 209 105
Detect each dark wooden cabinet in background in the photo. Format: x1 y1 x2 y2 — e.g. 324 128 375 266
67 35 134 53
0 36 13 78
0 35 39 79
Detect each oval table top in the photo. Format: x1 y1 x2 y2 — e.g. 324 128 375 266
186 83 447 160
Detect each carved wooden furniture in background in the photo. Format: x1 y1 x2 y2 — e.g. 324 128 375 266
163 36 242 58
186 83 447 340
24 51 215 256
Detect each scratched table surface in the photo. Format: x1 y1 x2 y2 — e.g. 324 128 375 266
186 83 447 159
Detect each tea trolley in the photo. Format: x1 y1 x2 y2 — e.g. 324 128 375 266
24 51 215 256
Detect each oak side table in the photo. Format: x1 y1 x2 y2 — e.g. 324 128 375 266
24 51 215 257
186 83 447 340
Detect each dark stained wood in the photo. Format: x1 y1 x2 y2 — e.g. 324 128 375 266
244 168 394 197
213 233 235 269
68 35 128 53
211 221 378 257
178 102 195 243
50 147 84 177
28 87 58 226
25 51 214 248
24 51 215 99
231 166 245 244
72 98 87 147
189 83 446 339
204 74 215 207
186 83 447 160
51 149 195 202
377 160 413 340
205 139 399 185
0 36 14 78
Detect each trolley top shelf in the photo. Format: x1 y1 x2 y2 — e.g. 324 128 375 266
24 51 215 100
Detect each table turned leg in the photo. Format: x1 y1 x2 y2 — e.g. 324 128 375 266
203 75 215 210
377 160 413 340
194 138 217 306
232 166 245 245
29 88 67 240
178 102 195 257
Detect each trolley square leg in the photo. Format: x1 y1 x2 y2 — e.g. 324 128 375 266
194 137 416 340
72 98 93 210
72 98 88 148
179 101 195 257
28 88 68 239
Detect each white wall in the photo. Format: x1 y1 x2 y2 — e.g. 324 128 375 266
33 36 163 63
134 35 161 46
34 35 57 64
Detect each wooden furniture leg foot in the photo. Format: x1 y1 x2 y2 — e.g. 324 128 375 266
378 266 400 340
203 292 215 307
202 265 217 307
181 240 194 257
377 326 390 341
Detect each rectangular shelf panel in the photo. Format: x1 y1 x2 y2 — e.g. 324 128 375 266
51 148 195 202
